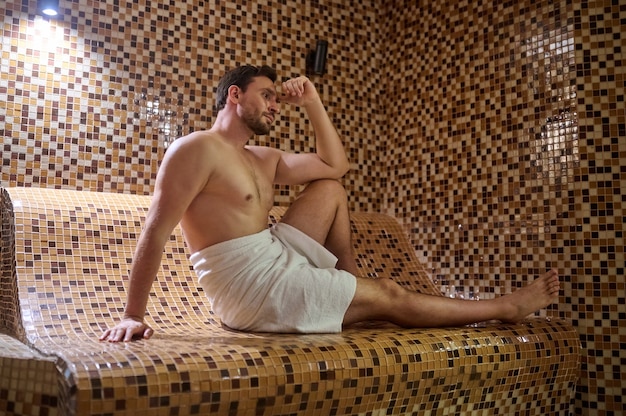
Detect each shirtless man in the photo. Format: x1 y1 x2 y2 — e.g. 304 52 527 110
100 65 560 342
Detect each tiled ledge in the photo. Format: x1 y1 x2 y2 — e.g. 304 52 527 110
0 187 581 415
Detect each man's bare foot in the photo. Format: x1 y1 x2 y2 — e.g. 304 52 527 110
500 269 560 323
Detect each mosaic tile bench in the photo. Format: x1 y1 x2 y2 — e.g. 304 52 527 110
0 187 580 415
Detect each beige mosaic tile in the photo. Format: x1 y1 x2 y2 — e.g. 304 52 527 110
1 0 624 414
0 187 580 415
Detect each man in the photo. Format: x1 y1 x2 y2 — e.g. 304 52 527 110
100 65 560 342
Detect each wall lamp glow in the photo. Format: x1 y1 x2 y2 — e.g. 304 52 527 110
38 0 60 17
306 40 328 76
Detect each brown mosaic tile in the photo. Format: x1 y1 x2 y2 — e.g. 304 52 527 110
0 333 58 415
380 0 625 414
0 186 580 415
1 0 623 414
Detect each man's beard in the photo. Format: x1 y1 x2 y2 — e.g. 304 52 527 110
242 111 271 135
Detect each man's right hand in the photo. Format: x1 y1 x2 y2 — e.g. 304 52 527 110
99 317 154 342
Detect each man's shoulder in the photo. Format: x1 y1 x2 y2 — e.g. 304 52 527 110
169 130 224 152
178 130 218 143
160 132 228 172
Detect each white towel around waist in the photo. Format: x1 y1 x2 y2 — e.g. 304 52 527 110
189 223 357 333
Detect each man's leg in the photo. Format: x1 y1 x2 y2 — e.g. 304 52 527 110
279 179 359 274
343 269 560 328
280 179 561 328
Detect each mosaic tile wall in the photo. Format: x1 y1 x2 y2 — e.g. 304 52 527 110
0 0 383 208
379 0 625 415
0 0 623 415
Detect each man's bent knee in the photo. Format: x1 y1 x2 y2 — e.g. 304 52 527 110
344 278 406 325
302 179 346 198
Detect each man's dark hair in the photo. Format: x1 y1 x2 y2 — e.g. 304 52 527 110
215 65 277 112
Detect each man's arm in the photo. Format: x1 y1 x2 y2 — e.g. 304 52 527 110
100 134 212 342
274 77 350 185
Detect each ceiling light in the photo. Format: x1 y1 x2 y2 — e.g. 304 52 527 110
38 0 59 17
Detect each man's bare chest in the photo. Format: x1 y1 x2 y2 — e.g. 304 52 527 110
219 152 274 209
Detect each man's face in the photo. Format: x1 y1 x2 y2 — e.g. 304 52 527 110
237 76 280 135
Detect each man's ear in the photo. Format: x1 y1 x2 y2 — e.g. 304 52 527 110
227 85 241 103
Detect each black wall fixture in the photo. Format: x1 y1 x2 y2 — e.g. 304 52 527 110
306 40 328 76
